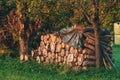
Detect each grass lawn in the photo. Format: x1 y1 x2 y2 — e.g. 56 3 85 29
0 45 120 80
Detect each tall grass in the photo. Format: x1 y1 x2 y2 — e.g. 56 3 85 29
0 45 120 80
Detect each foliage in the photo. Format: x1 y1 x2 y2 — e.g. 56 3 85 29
0 0 120 56
0 0 15 15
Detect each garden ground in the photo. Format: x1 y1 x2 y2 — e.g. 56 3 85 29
0 45 120 80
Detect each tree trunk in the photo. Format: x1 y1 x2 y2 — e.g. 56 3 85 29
93 25 101 68
91 0 102 69
16 0 29 62
19 24 29 62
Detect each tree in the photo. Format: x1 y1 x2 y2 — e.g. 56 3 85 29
76 0 117 68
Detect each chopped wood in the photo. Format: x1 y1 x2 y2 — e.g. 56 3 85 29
65 44 70 51
31 50 34 57
31 30 114 70
67 53 74 63
82 48 95 54
36 56 40 63
82 66 88 70
60 49 65 57
50 42 55 52
56 37 62 43
41 35 44 41
84 43 95 51
56 43 61 52
41 56 44 62
70 47 74 53
85 37 95 45
78 54 84 66
82 60 96 66
65 51 69 56
84 54 96 60
61 43 65 48
67 62 72 68
42 48 47 57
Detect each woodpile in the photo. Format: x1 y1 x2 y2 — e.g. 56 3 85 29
31 28 114 70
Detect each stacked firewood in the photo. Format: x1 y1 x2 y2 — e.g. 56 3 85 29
31 29 114 70
83 32 114 69
31 34 83 70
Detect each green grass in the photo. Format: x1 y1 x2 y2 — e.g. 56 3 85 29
0 45 120 80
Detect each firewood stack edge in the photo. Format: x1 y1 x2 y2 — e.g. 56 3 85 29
31 27 115 70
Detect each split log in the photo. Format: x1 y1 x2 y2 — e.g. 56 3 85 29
55 58 59 64
70 47 74 54
60 49 65 57
56 37 62 43
82 60 96 66
103 49 115 69
85 37 95 45
65 44 70 51
61 57 64 62
65 50 69 56
75 61 78 66
46 34 50 40
67 62 73 68
56 43 62 52
59 62 63 66
48 52 52 59
58 56 61 62
101 44 112 53
36 56 40 63
50 58 54 64
67 53 74 63
82 66 88 70
49 34 56 42
83 32 94 40
74 49 78 57
38 47 42 55
82 48 95 54
55 53 58 59
45 42 49 49
45 57 50 64
63 56 67 63
40 41 45 50
78 54 84 66
31 50 38 59
51 52 55 59
50 42 55 52
73 66 79 70
31 50 34 57
42 48 47 57
41 56 44 62
73 57 77 62
84 43 95 51
61 43 65 49
41 35 44 41
84 54 96 60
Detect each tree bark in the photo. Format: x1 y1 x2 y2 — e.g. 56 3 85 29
16 0 29 62
91 0 102 69
93 26 101 68
19 24 29 62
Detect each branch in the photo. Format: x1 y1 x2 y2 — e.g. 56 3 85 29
100 0 117 23
91 0 100 23
79 3 92 24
